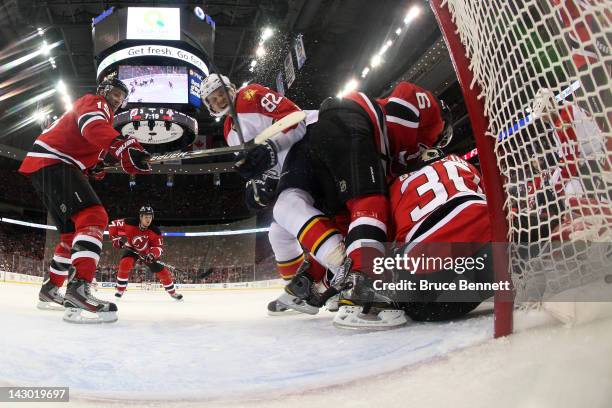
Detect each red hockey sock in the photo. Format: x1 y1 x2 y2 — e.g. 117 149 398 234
156 268 176 295
276 253 305 280
345 195 389 277
70 205 108 282
48 233 74 287
116 257 133 293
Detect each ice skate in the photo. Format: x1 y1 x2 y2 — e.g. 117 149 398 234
277 259 324 315
333 272 407 330
63 277 118 324
37 279 65 311
170 292 183 301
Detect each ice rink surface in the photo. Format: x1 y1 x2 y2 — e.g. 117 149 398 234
1 282 610 408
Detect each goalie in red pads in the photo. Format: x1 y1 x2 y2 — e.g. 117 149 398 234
108 206 183 301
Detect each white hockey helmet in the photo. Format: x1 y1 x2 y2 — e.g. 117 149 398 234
200 74 236 117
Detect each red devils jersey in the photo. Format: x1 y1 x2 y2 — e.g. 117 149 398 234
377 82 446 175
390 154 489 244
108 218 164 258
19 94 119 175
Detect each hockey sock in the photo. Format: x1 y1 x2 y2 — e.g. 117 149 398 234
116 257 134 294
276 253 304 281
70 205 108 282
268 221 305 280
345 194 389 277
48 233 74 287
156 268 176 295
297 215 342 266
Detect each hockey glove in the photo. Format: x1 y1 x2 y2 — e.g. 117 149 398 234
245 172 279 213
234 141 278 179
109 137 152 175
89 162 107 181
143 253 156 264
111 237 124 249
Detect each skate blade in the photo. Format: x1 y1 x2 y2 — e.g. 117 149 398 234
63 307 118 324
267 308 302 317
37 300 65 311
332 306 408 330
276 293 319 315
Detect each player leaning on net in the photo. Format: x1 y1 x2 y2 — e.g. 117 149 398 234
19 77 152 323
200 74 335 315
108 206 183 301
278 81 454 329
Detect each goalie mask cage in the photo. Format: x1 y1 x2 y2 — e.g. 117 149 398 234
430 0 611 337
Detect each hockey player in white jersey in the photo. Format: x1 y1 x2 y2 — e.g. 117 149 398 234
201 74 348 315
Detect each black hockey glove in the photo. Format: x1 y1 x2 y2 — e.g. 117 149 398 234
234 141 278 179
143 253 156 264
244 172 279 213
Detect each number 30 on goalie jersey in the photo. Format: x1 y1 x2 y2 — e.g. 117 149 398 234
390 154 488 243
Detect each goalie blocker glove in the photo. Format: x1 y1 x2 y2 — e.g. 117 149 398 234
234 140 278 179
110 137 152 175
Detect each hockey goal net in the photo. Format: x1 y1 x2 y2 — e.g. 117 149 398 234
431 0 611 336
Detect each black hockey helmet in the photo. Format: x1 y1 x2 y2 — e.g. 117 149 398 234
97 77 129 109
436 99 453 149
139 205 154 217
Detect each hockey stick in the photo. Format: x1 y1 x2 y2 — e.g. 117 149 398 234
147 110 306 164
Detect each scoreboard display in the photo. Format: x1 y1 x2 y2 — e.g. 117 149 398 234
92 6 214 151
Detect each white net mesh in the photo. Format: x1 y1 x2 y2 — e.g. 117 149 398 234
443 0 611 302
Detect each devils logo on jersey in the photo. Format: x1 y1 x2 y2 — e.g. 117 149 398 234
131 235 149 252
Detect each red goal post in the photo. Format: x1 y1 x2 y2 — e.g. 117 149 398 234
430 0 611 337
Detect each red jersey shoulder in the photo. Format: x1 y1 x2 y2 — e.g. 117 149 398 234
75 94 113 122
235 84 269 113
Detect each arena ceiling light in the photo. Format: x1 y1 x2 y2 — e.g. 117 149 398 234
56 80 67 94
256 45 266 58
261 27 274 42
361 67 370 78
370 54 383 68
337 78 359 98
40 40 52 56
0 40 61 75
404 6 421 24
37 27 44 36
31 110 48 123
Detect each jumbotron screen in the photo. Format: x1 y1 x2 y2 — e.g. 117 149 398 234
118 65 188 104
